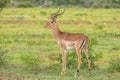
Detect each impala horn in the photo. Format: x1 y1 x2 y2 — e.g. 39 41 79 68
52 8 65 18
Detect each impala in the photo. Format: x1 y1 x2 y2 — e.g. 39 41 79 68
44 8 91 77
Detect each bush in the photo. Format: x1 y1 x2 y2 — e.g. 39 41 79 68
0 0 10 12
81 44 102 69
108 54 120 72
41 1 52 7
57 39 102 69
40 11 47 16
18 1 33 8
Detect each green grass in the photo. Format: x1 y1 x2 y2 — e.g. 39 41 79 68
0 65 120 80
0 7 120 80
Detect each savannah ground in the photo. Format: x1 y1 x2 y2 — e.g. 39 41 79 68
0 8 120 80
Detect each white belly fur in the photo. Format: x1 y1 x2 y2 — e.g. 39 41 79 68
62 40 75 50
66 46 75 50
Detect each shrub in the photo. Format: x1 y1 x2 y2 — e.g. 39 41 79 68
0 0 10 12
57 39 102 69
95 23 105 30
18 1 33 8
108 54 120 72
81 44 102 69
16 15 25 20
41 1 52 7
40 11 47 15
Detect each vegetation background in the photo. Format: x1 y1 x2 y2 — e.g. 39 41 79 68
0 0 120 9
0 0 120 80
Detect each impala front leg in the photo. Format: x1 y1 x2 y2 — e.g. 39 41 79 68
61 48 67 78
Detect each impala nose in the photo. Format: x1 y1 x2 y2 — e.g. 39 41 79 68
43 25 45 28
43 25 46 29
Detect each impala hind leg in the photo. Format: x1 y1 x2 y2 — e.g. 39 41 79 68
83 47 91 71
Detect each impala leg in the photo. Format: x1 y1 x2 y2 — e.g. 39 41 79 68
83 48 91 71
74 48 82 78
61 49 67 78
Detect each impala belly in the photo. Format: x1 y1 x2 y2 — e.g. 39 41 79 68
62 40 75 50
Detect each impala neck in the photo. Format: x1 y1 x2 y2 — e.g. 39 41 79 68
51 24 61 40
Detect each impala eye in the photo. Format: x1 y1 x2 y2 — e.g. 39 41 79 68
51 21 54 23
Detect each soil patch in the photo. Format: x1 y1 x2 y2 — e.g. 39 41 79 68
43 20 91 25
0 19 38 24
98 21 120 25
1 19 120 25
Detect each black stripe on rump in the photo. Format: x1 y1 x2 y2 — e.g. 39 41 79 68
79 40 86 50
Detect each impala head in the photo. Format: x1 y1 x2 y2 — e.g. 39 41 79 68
44 8 65 29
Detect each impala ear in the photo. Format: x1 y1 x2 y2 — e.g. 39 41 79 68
53 19 56 23
51 18 56 23
53 17 57 22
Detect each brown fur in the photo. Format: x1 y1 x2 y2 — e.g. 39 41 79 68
44 11 91 77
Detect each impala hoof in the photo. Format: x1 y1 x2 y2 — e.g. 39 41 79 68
61 71 66 79
74 72 78 78
74 69 80 78
74 73 77 78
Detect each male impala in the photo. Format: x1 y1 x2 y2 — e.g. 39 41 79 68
44 8 91 77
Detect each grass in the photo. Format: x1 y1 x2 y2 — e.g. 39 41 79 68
0 7 120 80
0 65 120 80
